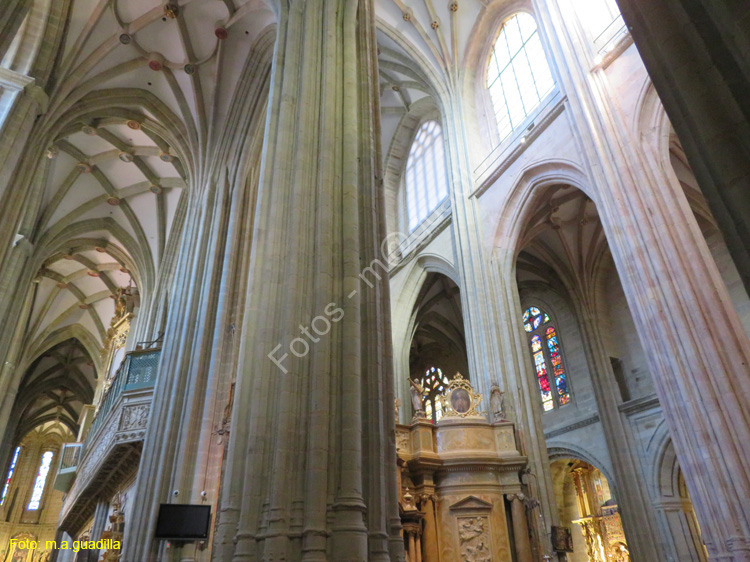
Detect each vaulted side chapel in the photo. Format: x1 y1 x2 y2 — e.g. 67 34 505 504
0 0 748 561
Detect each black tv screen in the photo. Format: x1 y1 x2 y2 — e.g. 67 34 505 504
154 504 211 540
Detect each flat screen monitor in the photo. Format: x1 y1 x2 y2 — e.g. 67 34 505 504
154 504 211 540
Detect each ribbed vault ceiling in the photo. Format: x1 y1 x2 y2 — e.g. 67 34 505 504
376 0 492 157
51 0 277 144
516 185 609 301
30 119 183 357
14 339 95 439
409 272 467 375
20 0 277 373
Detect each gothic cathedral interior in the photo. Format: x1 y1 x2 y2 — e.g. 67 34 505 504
0 0 748 561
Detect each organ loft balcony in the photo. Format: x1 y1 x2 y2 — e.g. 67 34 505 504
53 345 161 534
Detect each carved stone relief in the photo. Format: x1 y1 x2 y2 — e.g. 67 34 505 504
396 429 410 453
457 516 492 562
120 404 149 431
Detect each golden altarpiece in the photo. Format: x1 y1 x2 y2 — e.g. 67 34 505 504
570 462 630 562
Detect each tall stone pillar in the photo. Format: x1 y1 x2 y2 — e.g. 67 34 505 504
211 1 402 561
88 499 109 562
120 170 254 561
537 1 750 559
509 494 533 562
573 300 667 560
614 0 750 294
441 95 560 554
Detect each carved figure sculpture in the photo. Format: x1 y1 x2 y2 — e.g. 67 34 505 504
490 383 506 422
459 517 491 562
409 379 425 418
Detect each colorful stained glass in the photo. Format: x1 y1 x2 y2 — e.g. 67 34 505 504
523 307 570 410
27 451 53 510
419 367 449 423
531 336 553 410
546 326 570 405
1 446 20 505
523 306 549 333
531 336 542 353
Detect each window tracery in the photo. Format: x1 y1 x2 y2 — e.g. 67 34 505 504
405 121 449 231
486 12 555 142
418 367 450 423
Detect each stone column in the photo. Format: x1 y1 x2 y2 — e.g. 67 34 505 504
509 494 534 562
48 530 67 562
211 2 402 561
442 89 560 555
614 0 750 294
573 305 667 559
88 499 109 562
0 281 35 474
537 0 750 559
420 495 440 562
0 0 32 59
119 167 248 561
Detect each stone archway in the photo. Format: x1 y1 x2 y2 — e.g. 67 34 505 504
652 439 707 562
549 457 631 562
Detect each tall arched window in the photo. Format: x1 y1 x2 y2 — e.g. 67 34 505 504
27 450 53 510
405 121 449 231
418 367 450 423
486 13 555 142
523 306 570 411
1 446 21 506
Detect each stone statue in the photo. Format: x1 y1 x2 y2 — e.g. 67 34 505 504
490 383 506 422
394 398 401 423
409 379 425 419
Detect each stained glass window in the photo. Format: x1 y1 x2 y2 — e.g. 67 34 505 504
417 367 450 423
1 446 20 506
522 306 571 410
27 451 53 510
546 326 570 405
405 121 449 231
486 13 555 143
532 335 554 411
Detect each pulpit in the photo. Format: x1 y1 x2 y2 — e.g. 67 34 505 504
396 376 532 562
